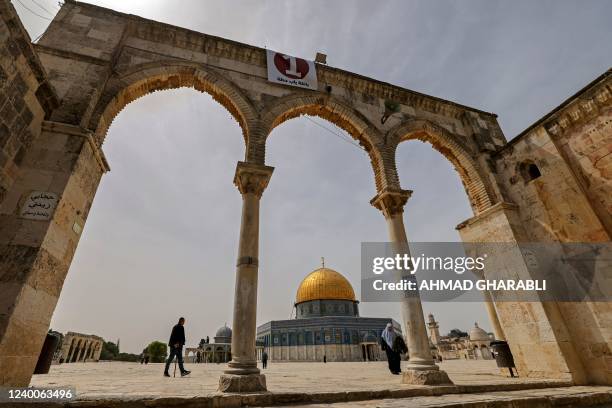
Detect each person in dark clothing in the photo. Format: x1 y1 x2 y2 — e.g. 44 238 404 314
164 317 191 377
380 323 405 375
262 350 268 369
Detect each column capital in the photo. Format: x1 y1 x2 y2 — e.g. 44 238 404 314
370 188 413 218
233 161 274 198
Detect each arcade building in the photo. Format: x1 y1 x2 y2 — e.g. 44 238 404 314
256 264 402 362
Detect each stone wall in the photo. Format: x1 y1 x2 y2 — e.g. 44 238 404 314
457 204 579 382
0 0 57 203
493 73 611 243
0 121 108 385
494 71 612 386
461 69 612 385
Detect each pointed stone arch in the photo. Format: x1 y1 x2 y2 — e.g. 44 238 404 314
258 94 390 191
388 119 496 214
88 61 258 147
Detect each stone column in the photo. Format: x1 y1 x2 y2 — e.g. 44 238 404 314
370 188 452 385
78 342 88 362
482 290 506 341
71 342 81 363
77 343 85 362
94 342 102 361
83 343 90 361
59 340 70 363
66 341 76 363
87 342 95 360
86 342 93 361
219 161 273 393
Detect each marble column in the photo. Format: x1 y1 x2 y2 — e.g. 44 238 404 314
219 161 273 393
370 188 452 385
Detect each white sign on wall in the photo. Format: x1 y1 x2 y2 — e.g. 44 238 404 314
19 191 59 221
266 49 318 90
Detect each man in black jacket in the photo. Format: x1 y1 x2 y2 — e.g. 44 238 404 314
164 317 191 377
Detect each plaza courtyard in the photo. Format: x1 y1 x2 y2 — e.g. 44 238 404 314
31 360 528 398
26 360 612 407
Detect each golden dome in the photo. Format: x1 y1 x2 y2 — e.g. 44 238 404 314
295 267 356 304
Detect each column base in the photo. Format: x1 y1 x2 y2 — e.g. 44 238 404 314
224 360 261 375
401 369 453 385
218 373 267 393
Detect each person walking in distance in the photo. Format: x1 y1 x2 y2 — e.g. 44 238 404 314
262 350 268 369
164 317 191 377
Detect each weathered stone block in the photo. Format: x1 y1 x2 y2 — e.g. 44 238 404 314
218 373 267 393
401 369 453 385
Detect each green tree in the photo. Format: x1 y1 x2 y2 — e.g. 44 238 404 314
115 352 140 362
147 341 167 363
448 329 468 338
99 341 119 360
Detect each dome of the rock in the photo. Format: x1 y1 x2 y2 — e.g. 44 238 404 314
295 267 356 304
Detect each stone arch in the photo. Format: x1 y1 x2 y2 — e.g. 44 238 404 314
258 94 389 191
388 119 496 214
88 61 258 147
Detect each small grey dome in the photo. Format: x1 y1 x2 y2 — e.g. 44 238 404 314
215 325 232 338
469 323 489 341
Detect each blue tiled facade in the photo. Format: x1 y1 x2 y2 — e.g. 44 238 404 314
256 316 401 348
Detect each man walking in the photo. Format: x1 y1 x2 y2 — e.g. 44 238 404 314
164 317 191 377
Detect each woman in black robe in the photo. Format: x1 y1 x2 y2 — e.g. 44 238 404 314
380 323 406 374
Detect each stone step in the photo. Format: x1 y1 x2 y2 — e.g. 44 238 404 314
292 386 612 408
6 382 611 408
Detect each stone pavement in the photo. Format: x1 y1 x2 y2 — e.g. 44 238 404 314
23 360 612 407
29 360 559 399
0 360 612 408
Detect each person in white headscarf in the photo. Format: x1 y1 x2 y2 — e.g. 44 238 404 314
380 323 404 374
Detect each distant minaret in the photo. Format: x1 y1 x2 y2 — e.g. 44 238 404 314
116 338 120 352
321 257 325 268
427 314 441 345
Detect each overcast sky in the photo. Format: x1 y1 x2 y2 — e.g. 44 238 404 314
14 0 611 353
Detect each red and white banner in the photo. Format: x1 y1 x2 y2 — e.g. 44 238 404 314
266 50 318 90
